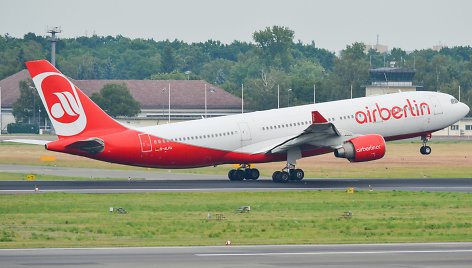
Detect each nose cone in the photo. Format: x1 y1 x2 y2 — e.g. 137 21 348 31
460 102 470 117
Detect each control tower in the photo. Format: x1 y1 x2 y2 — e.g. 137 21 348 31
365 67 422 96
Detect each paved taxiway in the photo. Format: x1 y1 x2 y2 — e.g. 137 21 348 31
1 243 471 267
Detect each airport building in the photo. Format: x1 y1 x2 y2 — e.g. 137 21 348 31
365 67 421 96
0 69 242 133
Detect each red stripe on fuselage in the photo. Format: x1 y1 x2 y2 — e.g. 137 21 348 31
46 126 436 169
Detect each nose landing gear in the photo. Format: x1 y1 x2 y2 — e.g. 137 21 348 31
420 134 432 155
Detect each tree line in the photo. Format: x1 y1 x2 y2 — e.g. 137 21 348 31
1 26 471 115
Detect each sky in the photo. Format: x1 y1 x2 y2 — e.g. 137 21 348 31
1 0 471 52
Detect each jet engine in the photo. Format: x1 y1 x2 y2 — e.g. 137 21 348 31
334 134 386 162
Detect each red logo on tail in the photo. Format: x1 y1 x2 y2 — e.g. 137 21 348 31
41 75 81 124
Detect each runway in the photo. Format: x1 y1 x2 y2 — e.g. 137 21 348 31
1 164 471 193
1 177 472 193
1 243 471 267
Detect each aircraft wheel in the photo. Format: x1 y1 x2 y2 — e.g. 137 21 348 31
291 169 304 181
423 145 431 155
272 171 282 182
245 168 260 180
228 169 236 181
234 170 245 181
279 171 290 183
229 169 244 181
420 146 432 155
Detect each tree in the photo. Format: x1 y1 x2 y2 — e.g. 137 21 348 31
12 79 47 124
90 83 140 117
161 46 176 73
245 68 290 110
253 26 295 69
388 48 407 66
288 60 325 105
200 59 235 84
325 42 370 100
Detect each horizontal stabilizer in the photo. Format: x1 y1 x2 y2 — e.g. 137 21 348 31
3 139 50 145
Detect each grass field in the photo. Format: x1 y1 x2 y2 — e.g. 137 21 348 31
0 141 471 179
0 190 471 248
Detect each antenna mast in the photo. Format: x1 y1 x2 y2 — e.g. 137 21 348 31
47 26 62 66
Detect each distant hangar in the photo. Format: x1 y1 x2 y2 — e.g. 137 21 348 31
0 69 242 131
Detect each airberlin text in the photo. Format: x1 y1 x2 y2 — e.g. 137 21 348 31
356 144 381 153
355 99 430 124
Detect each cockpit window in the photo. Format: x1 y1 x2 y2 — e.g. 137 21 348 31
451 98 459 104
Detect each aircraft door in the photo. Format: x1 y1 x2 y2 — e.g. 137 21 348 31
429 96 443 115
238 122 252 146
138 133 153 153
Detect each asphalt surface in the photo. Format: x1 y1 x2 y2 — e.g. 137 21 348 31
1 164 472 193
1 176 472 193
1 243 471 268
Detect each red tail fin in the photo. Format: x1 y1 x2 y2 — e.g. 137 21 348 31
25 60 127 139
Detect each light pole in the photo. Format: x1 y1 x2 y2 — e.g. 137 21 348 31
241 84 244 114
287 88 292 107
168 83 170 123
277 84 280 109
204 84 215 119
313 84 316 104
162 84 170 123
38 107 41 133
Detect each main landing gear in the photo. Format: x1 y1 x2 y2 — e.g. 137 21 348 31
272 148 305 183
272 166 305 183
228 164 260 181
420 134 432 155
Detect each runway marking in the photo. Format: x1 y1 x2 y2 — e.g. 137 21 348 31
196 249 472 257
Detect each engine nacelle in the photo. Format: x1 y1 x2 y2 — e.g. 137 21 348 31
334 134 386 162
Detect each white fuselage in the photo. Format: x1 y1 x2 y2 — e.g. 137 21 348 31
139 91 468 154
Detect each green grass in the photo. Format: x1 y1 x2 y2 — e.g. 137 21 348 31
0 191 471 248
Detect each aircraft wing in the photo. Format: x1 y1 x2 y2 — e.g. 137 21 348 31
263 111 352 154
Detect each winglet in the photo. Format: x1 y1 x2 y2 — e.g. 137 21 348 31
311 111 328 124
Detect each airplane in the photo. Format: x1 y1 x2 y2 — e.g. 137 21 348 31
9 60 470 182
